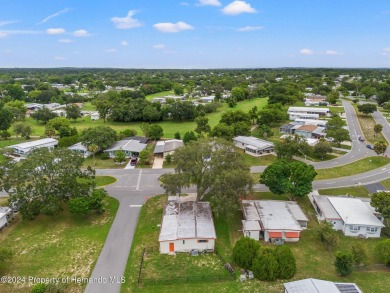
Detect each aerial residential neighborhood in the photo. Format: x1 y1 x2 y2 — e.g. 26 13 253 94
1 1 390 293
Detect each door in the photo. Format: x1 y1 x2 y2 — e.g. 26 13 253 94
169 242 174 252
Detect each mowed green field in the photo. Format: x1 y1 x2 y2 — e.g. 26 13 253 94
17 98 268 139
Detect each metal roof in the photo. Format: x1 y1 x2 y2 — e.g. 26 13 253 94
288 107 330 113
104 139 147 153
284 278 362 293
287 202 309 222
159 200 216 241
68 142 87 151
153 139 184 154
312 195 341 220
233 136 274 151
242 220 261 231
328 197 384 227
6 138 58 151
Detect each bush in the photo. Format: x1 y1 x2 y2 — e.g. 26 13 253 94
31 283 47 293
165 154 172 164
119 128 137 139
274 245 296 279
375 239 390 266
57 135 80 147
316 221 339 251
252 248 278 281
233 237 261 270
351 242 368 265
0 131 11 140
334 251 354 276
100 152 110 160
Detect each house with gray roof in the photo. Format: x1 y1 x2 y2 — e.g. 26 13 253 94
284 278 362 293
67 142 92 158
6 138 58 156
158 200 216 254
153 139 184 158
233 136 274 156
103 138 147 158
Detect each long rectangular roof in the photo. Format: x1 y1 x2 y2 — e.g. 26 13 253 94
312 195 341 220
284 278 362 293
104 139 147 153
288 107 329 113
233 136 274 150
328 197 384 227
6 138 58 151
159 200 216 241
153 139 184 154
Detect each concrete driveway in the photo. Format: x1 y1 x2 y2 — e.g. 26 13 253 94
152 156 163 169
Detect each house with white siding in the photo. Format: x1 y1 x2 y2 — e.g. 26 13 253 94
153 139 184 158
67 142 92 158
159 200 216 254
0 207 13 230
103 137 148 158
233 136 274 156
241 200 308 243
6 138 58 156
284 278 362 293
288 106 330 117
310 194 384 238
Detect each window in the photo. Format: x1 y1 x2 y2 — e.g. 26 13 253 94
367 227 378 233
183 240 185 244
349 226 360 232
197 240 208 243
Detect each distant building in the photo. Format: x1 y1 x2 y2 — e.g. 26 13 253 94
288 107 330 116
198 96 215 103
241 200 308 243
284 278 362 293
153 139 184 158
90 112 100 121
233 136 274 156
151 97 166 104
6 138 58 156
159 200 216 254
294 125 326 139
310 194 384 238
67 142 92 158
289 112 320 120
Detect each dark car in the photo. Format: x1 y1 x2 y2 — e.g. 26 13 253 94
358 135 365 142
366 144 374 150
130 157 138 166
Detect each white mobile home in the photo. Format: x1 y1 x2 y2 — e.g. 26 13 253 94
159 200 216 254
0 207 12 230
288 107 330 116
233 136 274 156
67 142 92 158
284 278 362 293
288 112 319 121
6 138 58 156
310 194 384 238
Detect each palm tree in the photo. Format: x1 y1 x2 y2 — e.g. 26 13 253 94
88 144 99 169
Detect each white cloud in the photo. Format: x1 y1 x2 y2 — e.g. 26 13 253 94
72 29 89 37
104 48 117 53
236 26 263 32
111 10 142 29
300 48 314 55
121 40 128 46
325 50 341 55
383 47 390 52
58 39 73 43
180 2 190 5
382 48 390 56
222 1 256 15
153 44 166 49
39 8 70 24
0 20 19 27
0 31 8 38
163 50 176 54
153 21 193 33
46 28 65 35
54 56 66 60
197 0 222 6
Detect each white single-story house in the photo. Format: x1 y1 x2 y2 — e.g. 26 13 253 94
90 112 100 121
288 112 320 121
43 103 63 110
103 138 147 158
233 136 274 156
6 138 58 156
294 125 326 139
0 207 13 230
288 107 330 116
284 278 363 293
310 194 384 238
25 103 44 111
165 95 185 101
151 97 166 104
52 109 66 116
241 200 308 243
199 96 215 103
67 142 93 158
159 200 216 254
153 139 184 158
293 119 328 127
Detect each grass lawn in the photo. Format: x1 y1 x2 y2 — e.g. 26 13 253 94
0 197 119 293
318 186 370 197
145 91 174 101
352 104 386 144
121 193 390 293
330 142 352 150
0 138 30 148
315 156 390 180
0 197 8 206
236 149 277 167
82 153 126 169
81 102 96 111
379 178 390 190
95 176 117 186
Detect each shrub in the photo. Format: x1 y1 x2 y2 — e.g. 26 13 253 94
232 237 261 269
334 251 354 276
0 130 11 140
351 242 368 265
316 221 339 251
100 152 110 160
119 128 137 139
57 135 80 147
174 132 181 139
252 248 278 281
31 283 47 293
165 154 172 164
375 239 390 266
274 245 296 279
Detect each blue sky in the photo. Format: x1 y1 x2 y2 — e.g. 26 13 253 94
1 0 389 68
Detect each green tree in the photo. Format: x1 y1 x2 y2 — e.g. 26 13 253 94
65 104 82 121
173 83 184 95
47 116 70 131
142 105 161 122
194 116 211 137
328 128 350 147
357 103 377 115
183 131 197 144
374 124 383 137
226 96 237 108
352 98 359 104
114 150 126 164
248 106 258 124
147 124 164 140
174 132 181 139
81 126 117 150
139 149 152 165
351 242 368 265
371 191 390 226
5 84 25 100
233 237 261 270
0 148 95 219
4 100 27 121
313 140 333 160
13 123 32 139
31 107 57 124
0 105 13 131
20 124 32 139
327 90 339 104
316 221 339 251
334 251 354 276
88 144 99 169
274 245 296 279
231 87 246 101
327 115 344 131
252 248 278 281
13 122 24 138
374 140 387 156
94 97 112 123
68 189 107 215
383 101 390 113
375 239 390 265
44 125 56 138
159 138 253 216
260 160 317 200
0 130 11 140
210 123 234 140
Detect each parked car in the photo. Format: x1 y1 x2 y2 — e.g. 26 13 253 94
130 157 138 166
358 135 365 142
366 144 374 150
325 137 334 142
